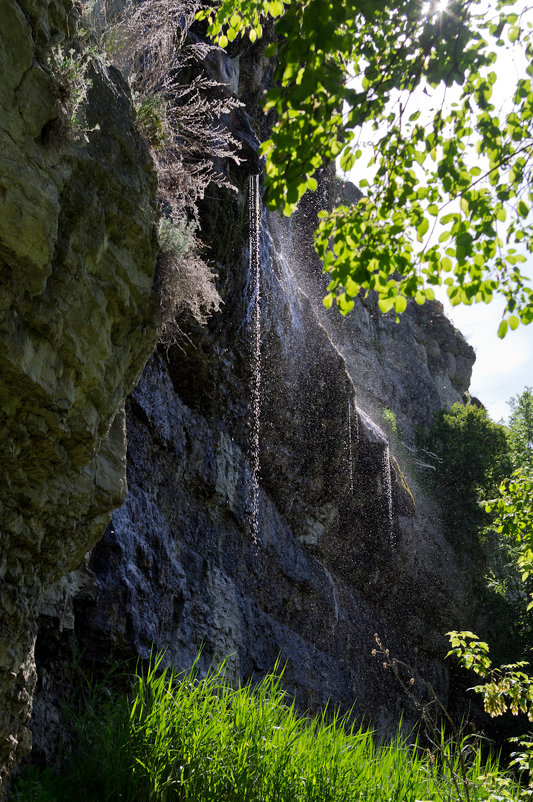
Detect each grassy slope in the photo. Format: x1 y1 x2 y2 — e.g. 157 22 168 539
13 655 521 801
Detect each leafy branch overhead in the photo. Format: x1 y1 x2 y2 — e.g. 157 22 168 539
198 0 533 334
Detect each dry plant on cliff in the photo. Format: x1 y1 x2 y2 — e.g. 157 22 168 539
85 0 243 342
105 0 243 216
157 218 222 343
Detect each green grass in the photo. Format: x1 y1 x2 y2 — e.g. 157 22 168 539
13 654 522 801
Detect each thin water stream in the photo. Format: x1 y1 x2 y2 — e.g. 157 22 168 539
383 444 394 546
347 399 354 495
245 188 396 550
249 174 261 542
355 409 395 546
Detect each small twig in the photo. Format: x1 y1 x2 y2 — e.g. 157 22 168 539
373 633 476 802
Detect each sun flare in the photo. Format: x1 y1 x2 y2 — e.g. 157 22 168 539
421 0 450 18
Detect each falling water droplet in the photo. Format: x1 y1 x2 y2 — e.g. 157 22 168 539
249 174 261 543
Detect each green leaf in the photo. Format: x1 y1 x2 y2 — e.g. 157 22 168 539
497 319 508 339
394 295 407 314
340 149 356 172
517 200 529 218
378 297 395 314
268 0 284 17
339 294 354 315
417 218 429 240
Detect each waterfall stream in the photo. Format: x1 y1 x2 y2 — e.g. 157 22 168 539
347 399 354 495
357 410 395 546
383 444 394 545
249 174 261 543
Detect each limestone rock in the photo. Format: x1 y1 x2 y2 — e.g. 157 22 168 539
0 0 159 788
276 183 476 444
31 173 488 759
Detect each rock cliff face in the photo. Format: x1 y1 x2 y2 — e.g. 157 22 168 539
32 172 482 765
1 3 490 789
0 0 159 789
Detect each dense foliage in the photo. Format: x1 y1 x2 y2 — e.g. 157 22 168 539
448 626 533 791
416 402 511 543
13 654 520 801
446 389 533 796
198 0 533 333
508 387 533 471
487 468 533 610
481 389 533 626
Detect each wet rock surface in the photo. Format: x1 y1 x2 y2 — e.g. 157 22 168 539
280 182 476 444
32 166 485 763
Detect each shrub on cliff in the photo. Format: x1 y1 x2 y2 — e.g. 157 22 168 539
157 218 222 345
82 0 242 342
89 0 243 216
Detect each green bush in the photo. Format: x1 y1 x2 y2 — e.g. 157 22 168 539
13 653 521 801
135 96 169 148
417 403 511 545
508 388 533 472
46 43 92 137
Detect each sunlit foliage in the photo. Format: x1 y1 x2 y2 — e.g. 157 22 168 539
486 469 533 610
447 628 533 792
508 387 533 471
198 0 533 333
416 402 510 543
13 653 520 800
